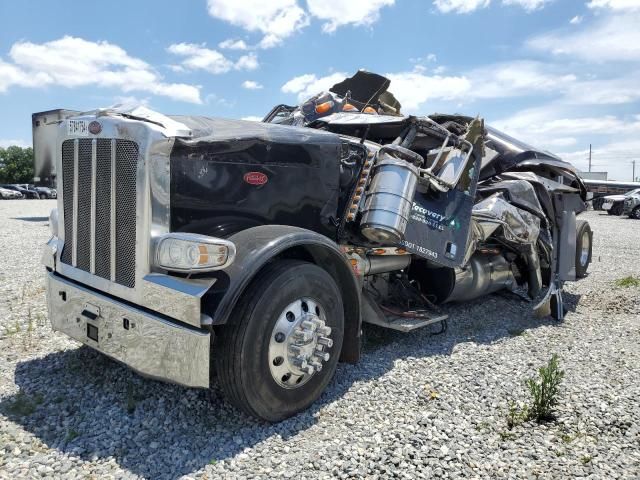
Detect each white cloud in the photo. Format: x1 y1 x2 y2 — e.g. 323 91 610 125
281 72 347 101
563 71 640 105
433 0 552 13
433 0 490 13
235 53 259 71
218 38 248 50
167 43 233 74
207 0 309 48
384 72 471 110
242 80 263 89
168 43 258 73
241 115 263 121
491 106 640 176
281 71 470 111
0 139 30 148
1 36 201 103
306 0 395 33
570 15 583 24
501 0 551 11
466 61 577 99
587 0 640 11
528 13 640 62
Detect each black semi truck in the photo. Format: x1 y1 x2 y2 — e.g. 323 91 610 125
36 71 592 421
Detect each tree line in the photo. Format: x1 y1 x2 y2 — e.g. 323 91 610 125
0 146 34 183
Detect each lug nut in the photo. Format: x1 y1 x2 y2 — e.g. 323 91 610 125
289 344 302 354
304 365 315 375
317 326 332 337
292 356 308 369
314 351 330 362
301 320 317 331
317 336 333 348
309 360 323 372
294 330 313 342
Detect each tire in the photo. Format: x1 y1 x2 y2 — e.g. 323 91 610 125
606 208 617 215
593 198 604 210
214 260 344 422
575 219 592 278
631 207 640 220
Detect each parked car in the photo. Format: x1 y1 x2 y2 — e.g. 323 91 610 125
0 184 39 199
622 192 640 219
0 186 23 199
601 188 640 215
36 71 592 421
35 186 56 199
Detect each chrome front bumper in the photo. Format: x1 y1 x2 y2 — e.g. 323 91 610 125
46 272 210 388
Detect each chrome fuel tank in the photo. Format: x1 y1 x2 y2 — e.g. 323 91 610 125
360 145 420 244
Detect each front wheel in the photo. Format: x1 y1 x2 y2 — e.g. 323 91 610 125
630 207 640 220
214 260 344 422
575 219 592 278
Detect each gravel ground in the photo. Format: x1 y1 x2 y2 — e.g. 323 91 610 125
0 200 638 479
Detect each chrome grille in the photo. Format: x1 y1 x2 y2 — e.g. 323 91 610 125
60 138 139 288
94 139 112 280
115 141 138 288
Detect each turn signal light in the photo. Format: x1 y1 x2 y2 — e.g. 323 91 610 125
315 101 334 114
154 233 236 273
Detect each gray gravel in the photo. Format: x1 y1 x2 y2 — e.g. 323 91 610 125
1 200 639 479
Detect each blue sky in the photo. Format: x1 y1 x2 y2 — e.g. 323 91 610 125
1 0 639 180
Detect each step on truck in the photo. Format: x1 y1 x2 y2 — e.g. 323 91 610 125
35 71 592 421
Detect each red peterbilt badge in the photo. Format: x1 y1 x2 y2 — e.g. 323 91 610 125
88 121 102 134
243 171 268 185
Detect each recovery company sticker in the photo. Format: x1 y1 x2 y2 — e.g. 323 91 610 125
67 120 89 136
243 172 268 186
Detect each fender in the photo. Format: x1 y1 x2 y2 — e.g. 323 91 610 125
207 225 362 363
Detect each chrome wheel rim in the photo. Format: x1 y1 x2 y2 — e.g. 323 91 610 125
579 231 590 267
268 297 333 389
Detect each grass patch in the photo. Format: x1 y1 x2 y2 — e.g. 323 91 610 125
506 354 565 427
3 321 22 336
498 431 517 441
6 390 44 416
581 455 592 464
614 276 640 288
65 429 80 442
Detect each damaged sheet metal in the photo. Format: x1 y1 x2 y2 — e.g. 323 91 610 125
473 194 541 245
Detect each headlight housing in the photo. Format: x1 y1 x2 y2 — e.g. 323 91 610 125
49 208 58 237
154 233 235 273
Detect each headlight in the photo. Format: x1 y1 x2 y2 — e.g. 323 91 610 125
154 233 235 272
49 208 58 237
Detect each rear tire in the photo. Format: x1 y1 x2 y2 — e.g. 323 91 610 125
575 219 592 278
214 260 344 422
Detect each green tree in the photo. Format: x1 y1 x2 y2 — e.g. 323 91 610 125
0 146 35 183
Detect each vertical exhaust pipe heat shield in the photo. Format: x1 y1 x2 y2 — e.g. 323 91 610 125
360 145 422 244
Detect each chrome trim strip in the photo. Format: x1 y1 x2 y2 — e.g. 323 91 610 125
110 139 116 282
90 139 97 274
72 139 79 267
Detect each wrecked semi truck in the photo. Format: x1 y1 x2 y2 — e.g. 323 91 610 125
36 71 592 421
